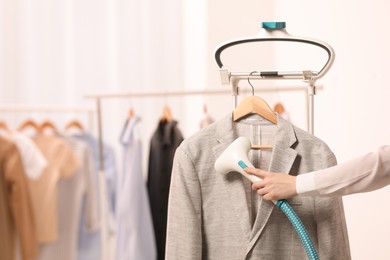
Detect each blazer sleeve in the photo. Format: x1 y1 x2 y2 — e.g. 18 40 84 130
298 145 390 196
165 145 202 260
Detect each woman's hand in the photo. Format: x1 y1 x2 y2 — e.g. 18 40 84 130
244 168 298 201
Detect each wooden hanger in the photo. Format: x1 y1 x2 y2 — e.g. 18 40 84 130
251 144 273 150
0 121 11 135
17 119 40 132
39 120 58 134
233 97 276 150
160 106 172 123
65 119 85 132
128 108 135 119
233 71 277 124
233 74 277 149
233 96 277 124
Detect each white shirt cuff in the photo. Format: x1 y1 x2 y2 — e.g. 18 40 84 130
296 172 317 196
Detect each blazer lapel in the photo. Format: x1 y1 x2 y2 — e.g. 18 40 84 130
213 115 252 241
246 116 298 254
212 115 299 249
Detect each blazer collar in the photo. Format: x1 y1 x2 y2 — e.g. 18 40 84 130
212 114 298 248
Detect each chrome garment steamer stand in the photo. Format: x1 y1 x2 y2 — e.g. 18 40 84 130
215 21 335 135
214 22 335 259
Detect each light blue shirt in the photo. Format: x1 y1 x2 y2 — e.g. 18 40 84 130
73 133 117 260
116 116 156 260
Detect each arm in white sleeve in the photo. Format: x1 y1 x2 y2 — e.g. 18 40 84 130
297 145 390 196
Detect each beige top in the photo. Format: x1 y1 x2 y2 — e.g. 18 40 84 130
38 136 99 260
0 161 13 260
29 135 80 243
0 136 38 260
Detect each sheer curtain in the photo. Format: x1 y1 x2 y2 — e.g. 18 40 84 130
0 0 188 104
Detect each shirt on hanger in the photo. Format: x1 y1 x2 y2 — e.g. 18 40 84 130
28 135 80 243
148 119 184 260
116 116 156 260
72 133 117 260
0 136 38 260
38 137 99 260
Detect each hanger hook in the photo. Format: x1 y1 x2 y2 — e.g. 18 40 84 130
247 71 259 96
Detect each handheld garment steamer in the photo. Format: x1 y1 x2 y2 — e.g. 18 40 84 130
215 137 319 260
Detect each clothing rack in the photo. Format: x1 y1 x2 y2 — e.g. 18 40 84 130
0 104 99 259
85 87 313 158
84 85 321 259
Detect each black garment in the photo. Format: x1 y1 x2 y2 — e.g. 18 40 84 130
147 119 183 260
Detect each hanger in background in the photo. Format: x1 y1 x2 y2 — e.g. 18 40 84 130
17 119 40 133
128 108 135 119
0 121 12 136
65 119 85 132
39 120 58 134
273 101 291 122
273 102 285 114
160 106 172 123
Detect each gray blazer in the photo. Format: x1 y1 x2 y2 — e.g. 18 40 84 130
165 114 351 260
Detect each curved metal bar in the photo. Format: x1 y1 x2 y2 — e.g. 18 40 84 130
214 30 335 80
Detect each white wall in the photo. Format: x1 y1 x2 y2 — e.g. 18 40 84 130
275 2 390 259
207 0 390 259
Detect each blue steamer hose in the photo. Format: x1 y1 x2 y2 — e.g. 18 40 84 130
237 160 319 259
276 199 319 260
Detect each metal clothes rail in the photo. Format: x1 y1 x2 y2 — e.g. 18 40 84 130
84 86 316 171
0 105 96 130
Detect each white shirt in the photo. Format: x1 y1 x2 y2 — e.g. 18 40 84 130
297 146 390 196
11 131 47 180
